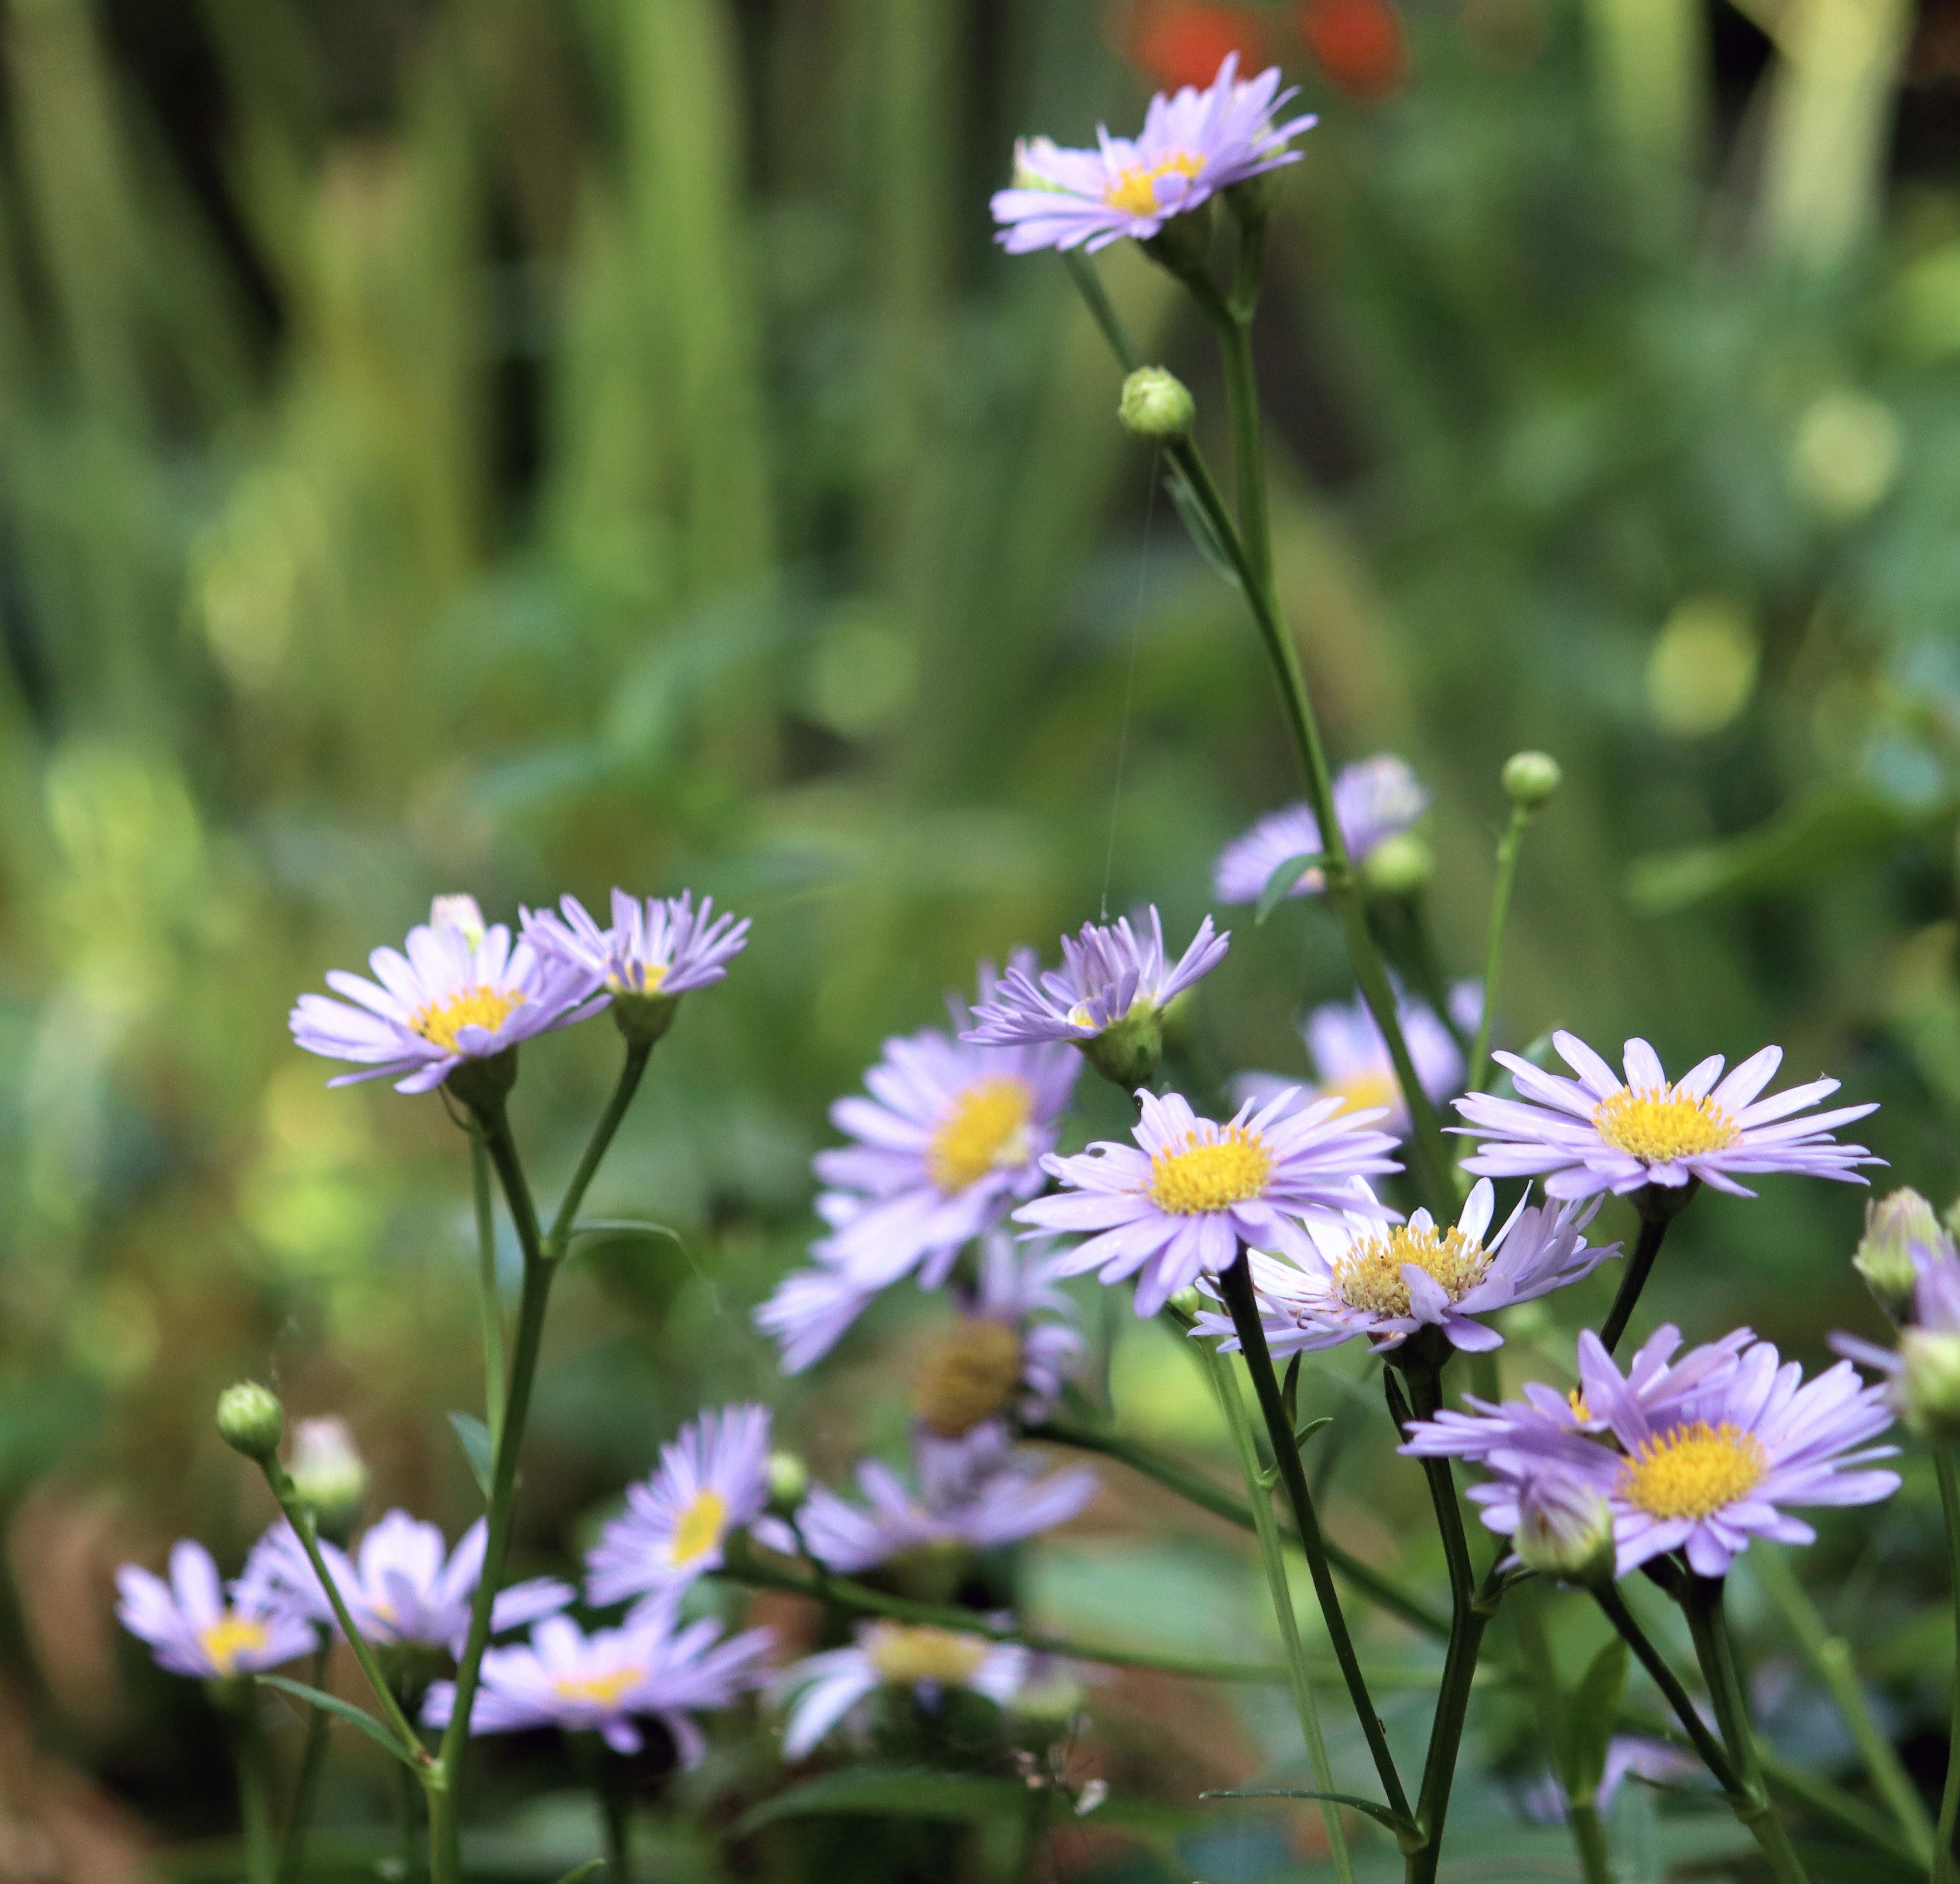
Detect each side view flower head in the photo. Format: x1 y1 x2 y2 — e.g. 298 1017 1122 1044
1017 1087 1400 1317
1833 1231 1960 1439
117 1540 317 1680
778 1621 1029 1760
522 888 749 999
1455 1032 1880 1202
989 53 1315 255
1213 756 1430 905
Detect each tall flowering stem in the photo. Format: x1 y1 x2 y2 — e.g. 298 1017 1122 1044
1936 1450 1960 1884
1598 1187 1694 1355
471 1140 505 1445
1465 803 1530 1099
277 1646 333 1884
1202 1334 1356 1884
1216 1253 1412 1825
227 1708 275 1884
1509 1583 1614 1884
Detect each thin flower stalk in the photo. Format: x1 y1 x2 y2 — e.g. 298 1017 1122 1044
228 1710 275 1884
1465 801 1530 1099
1509 1583 1613 1884
1937 1449 1960 1884
471 1138 505 1446
277 1646 332 1884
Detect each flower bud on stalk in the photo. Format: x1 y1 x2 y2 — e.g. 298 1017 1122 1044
1501 751 1562 810
1080 1005 1164 1091
1900 1328 1960 1442
1855 1187 1949 1322
1117 367 1196 444
767 1450 810 1509
288 1416 368 1545
1359 831 1433 895
216 1381 285 1461
1510 1473 1616 1587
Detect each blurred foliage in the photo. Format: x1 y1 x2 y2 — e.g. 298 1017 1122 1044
4 0 1960 1877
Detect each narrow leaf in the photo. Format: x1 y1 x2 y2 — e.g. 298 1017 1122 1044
1256 853 1324 923
257 1676 415 1766
1162 460 1241 589
1281 1354 1301 1430
449 1411 494 1500
1294 1413 1333 1450
569 1218 682 1245
549 1864 605 1884
1203 1788 1421 1848
1568 1636 1627 1798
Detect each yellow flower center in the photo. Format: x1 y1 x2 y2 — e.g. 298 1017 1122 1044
669 1488 728 1567
1103 151 1205 217
1618 1421 1768 1520
412 985 525 1054
865 1622 991 1688
1568 1388 1593 1424
1332 1223 1491 1318
928 1078 1035 1195
1149 1126 1274 1214
607 961 668 996
912 1321 1026 1438
1327 1070 1401 1118
198 1613 271 1676
552 1666 640 1709
1592 1086 1740 1164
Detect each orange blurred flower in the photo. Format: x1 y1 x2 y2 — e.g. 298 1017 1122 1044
1299 0 1408 99
1119 0 1270 92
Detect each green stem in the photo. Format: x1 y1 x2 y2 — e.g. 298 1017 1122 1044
1755 1745 1923 1872
1204 1337 1354 1884
1598 1207 1676 1356
1466 805 1530 1098
603 1790 630 1884
1061 252 1141 373
1592 1584 1737 1788
1384 1368 1473 1607
398 1764 422 1883
1028 1417 1450 1638
1751 1545 1932 1864
1406 1567 1504 1884
1568 1801 1613 1884
425 1780 458 1884
230 1705 276 1884
1935 1448 1960 1884
547 1041 653 1256
277 1646 333 1884
1217 310 1272 596
471 1138 505 1447
1217 1254 1411 1822
1511 1581 1613 1884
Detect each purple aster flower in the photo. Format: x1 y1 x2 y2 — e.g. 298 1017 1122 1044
989 55 1315 256
116 1540 317 1680
754 1261 884 1375
961 908 1228 1047
290 909 605 1094
1015 1088 1401 1318
1404 1327 1901 1579
790 1423 1097 1576
1521 1735 1697 1823
1833 1235 1960 1437
238 1511 572 1655
778 1621 1029 1759
522 889 749 998
1193 1178 1616 1358
1213 757 1430 905
585 1405 773 1618
1454 1033 1880 1203
423 1607 773 1762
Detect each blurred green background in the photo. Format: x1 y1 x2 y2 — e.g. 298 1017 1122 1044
4 0 1960 1875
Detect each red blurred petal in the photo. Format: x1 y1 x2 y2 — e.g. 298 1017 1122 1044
1299 0 1408 99
1119 0 1270 93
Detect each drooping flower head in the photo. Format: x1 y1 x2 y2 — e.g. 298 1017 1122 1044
238 1511 572 1656
789 1423 1097 1576
116 1540 317 1681
423 1608 773 1763
1454 1033 1880 1203
522 889 749 1000
989 54 1315 255
1193 1178 1615 1358
1213 757 1429 905
1404 1326 1901 1579
585 1405 773 1618
1833 1234 1960 1439
1016 1088 1401 1317
778 1621 1029 1759
290 905 604 1094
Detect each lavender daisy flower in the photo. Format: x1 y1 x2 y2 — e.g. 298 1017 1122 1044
912 1232 1086 1438
754 1261 884 1375
1015 1088 1401 1318
116 1540 317 1680
289 910 605 1095
760 961 1081 1351
423 1608 773 1763
1192 1178 1616 1358
989 55 1315 256
1455 1033 1880 1203
522 889 749 998
779 1621 1029 1759
1213 757 1430 905
790 1424 1097 1576
238 1511 572 1655
585 1405 773 1617
1404 1328 1901 1579
1833 1236 1960 1438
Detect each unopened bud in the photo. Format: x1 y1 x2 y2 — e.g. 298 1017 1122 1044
1079 1006 1163 1093
1510 1474 1616 1586
1900 1328 1960 1442
767 1450 809 1507
1164 1285 1204 1322
1502 751 1563 810
216 1381 285 1462
288 1417 368 1544
1360 831 1433 895
429 894 486 949
1855 1188 1948 1321
1118 367 1195 443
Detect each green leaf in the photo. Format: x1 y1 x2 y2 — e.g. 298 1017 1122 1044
1294 1413 1333 1450
569 1219 682 1246
448 1411 494 1500
1257 852 1324 923
1161 459 1240 590
549 1864 605 1884
1281 1354 1301 1429
1202 1788 1422 1852
257 1676 416 1767
1567 1636 1627 1799
1625 783 1952 915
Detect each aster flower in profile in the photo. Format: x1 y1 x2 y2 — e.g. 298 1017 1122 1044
423 1608 773 1763
1213 756 1429 905
1404 1326 1901 1579
290 905 604 1095
778 1621 1029 1759
1834 1232 1960 1440
586 1405 773 1618
911 1232 1086 1439
962 908 1228 1089
1016 1087 1400 1318
753 1261 884 1376
790 1423 1097 1576
1193 1178 1614 1358
116 1540 316 1680
238 1511 571 1655
989 54 1315 255
1454 1033 1880 1203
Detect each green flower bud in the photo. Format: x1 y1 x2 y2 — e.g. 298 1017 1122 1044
767 1450 809 1508
216 1381 285 1462
289 1416 368 1545
1502 751 1563 810
1510 1478 1616 1587
1855 1188 1948 1321
610 990 680 1049
445 1047 518 1114
1360 831 1433 895
1118 367 1196 443
1900 1328 1960 1442
1164 1285 1204 1323
1078 1005 1164 1093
